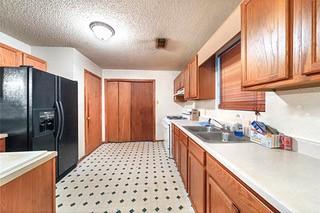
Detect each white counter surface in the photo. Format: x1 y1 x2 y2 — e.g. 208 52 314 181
0 133 8 139
0 151 57 186
172 120 320 213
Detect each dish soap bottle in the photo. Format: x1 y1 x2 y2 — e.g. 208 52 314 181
233 114 244 137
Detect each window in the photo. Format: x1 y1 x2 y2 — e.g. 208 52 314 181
218 41 265 111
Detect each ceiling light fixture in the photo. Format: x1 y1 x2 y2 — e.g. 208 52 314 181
89 21 115 41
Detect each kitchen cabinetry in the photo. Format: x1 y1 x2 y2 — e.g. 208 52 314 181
172 125 277 213
173 125 180 170
0 42 47 71
179 131 188 189
0 158 56 213
207 175 239 213
0 43 22 66
174 55 215 101
188 138 206 213
241 0 290 87
0 138 5 152
206 155 275 212
174 71 186 102
22 53 47 71
241 0 320 90
189 56 199 98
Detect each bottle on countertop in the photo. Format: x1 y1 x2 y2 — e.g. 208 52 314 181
233 114 244 138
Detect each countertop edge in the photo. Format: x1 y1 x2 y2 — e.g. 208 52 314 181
0 134 8 139
172 121 291 213
0 151 57 187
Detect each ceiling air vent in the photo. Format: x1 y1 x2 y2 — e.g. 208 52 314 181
156 38 167 49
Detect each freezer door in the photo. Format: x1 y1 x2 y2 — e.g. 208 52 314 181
58 77 78 178
31 69 56 151
0 67 29 151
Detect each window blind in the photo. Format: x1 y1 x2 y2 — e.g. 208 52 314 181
219 42 265 111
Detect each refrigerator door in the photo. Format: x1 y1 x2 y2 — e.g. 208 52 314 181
0 67 30 151
57 77 78 179
31 69 56 152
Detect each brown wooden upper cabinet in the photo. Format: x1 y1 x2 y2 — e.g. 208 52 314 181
188 55 199 98
0 42 47 71
174 54 215 101
241 0 320 90
0 43 23 67
22 53 47 71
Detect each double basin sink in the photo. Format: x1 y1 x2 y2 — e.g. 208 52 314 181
183 126 250 144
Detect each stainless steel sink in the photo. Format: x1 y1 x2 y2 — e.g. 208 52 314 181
196 132 249 143
182 125 250 144
183 126 221 133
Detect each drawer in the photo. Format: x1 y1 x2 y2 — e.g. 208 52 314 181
206 155 277 213
188 138 205 165
173 125 180 136
179 131 188 146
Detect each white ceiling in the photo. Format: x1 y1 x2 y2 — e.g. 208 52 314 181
0 0 240 70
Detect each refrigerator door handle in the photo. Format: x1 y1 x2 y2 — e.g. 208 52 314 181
55 101 62 138
59 101 65 141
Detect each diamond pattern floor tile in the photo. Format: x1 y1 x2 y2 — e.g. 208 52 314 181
56 142 194 213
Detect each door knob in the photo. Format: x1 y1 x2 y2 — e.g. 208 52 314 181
87 117 91 120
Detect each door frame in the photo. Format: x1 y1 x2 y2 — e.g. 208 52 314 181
104 79 156 142
84 70 102 155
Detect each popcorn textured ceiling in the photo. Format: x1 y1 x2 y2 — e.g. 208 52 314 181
0 0 240 70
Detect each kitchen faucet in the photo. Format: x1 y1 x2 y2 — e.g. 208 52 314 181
208 118 225 130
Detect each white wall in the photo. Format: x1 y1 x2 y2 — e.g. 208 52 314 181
31 47 74 79
30 46 103 159
102 69 183 141
0 32 31 53
192 87 320 145
72 49 102 158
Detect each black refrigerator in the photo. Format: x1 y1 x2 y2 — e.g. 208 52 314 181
0 66 78 181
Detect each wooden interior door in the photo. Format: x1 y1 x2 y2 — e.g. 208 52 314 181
84 70 102 155
207 175 239 213
105 81 119 142
118 82 131 141
131 81 155 141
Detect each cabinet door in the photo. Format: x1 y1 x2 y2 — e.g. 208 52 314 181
0 43 22 66
189 56 199 98
188 153 206 213
303 0 320 75
241 0 290 86
23 53 47 71
106 81 119 142
118 82 131 142
175 135 181 171
184 66 190 99
180 140 188 189
207 175 239 213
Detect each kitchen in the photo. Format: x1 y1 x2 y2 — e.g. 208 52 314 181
0 0 320 212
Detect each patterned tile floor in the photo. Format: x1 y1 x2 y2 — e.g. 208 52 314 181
56 142 194 213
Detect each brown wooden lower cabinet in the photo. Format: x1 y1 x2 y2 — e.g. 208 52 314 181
179 131 188 189
188 139 206 213
206 155 277 213
0 158 56 213
0 138 5 152
207 175 239 213
173 125 278 213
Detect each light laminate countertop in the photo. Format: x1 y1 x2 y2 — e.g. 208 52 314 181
0 134 8 139
172 120 320 213
0 151 57 186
